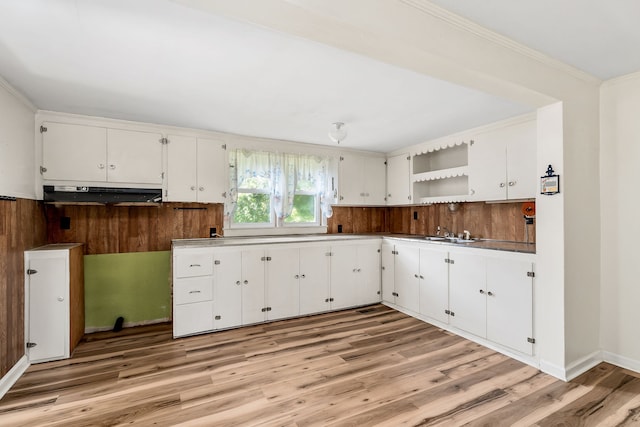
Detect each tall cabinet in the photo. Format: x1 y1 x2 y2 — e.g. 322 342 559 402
25 244 85 363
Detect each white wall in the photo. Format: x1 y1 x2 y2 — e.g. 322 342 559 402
0 77 36 199
600 72 640 371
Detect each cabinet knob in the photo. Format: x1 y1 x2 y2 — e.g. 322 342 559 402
109 164 116 170
339 196 344 201
499 182 505 188
357 268 361 272
488 291 494 296
388 194 392 198
508 181 515 187
199 187 205 191
190 186 196 191
235 281 241 286
57 296 64 302
479 289 485 294
301 274 306 278
469 189 475 195
98 163 105 170
295 274 299 279
420 275 424 279
414 274 419 278
243 280 248 285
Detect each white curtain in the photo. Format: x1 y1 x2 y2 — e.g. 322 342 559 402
226 149 333 222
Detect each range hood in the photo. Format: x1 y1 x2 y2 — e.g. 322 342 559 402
43 185 162 204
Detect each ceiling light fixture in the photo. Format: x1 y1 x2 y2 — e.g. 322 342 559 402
328 122 348 144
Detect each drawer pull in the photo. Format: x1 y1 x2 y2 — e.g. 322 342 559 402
189 264 201 268
189 290 201 294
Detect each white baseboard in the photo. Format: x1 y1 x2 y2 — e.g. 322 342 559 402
564 350 603 381
84 317 170 334
603 351 640 374
0 355 30 400
538 359 568 381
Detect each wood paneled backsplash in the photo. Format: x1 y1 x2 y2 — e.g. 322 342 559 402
329 202 535 242
0 199 46 378
46 203 224 255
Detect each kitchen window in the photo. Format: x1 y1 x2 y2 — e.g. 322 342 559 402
226 150 333 231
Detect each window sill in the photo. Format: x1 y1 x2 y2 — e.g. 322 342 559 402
224 226 328 237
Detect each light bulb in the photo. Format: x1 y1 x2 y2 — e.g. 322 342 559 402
328 122 347 144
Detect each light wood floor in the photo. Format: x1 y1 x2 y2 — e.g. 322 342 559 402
1 305 640 426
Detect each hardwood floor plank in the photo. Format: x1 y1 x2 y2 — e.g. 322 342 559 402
1 304 638 426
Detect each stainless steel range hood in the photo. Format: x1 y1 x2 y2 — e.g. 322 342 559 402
43 185 162 204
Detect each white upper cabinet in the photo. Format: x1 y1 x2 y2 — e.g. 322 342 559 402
41 122 107 182
166 135 227 203
338 154 386 205
41 122 163 185
107 129 163 184
386 153 411 205
468 119 536 201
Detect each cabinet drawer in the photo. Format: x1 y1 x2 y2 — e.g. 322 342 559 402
174 252 213 278
174 277 213 305
173 301 214 337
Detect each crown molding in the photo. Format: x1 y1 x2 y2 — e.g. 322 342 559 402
600 69 640 89
400 0 601 86
0 75 37 112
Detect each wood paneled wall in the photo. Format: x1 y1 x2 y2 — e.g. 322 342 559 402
329 201 535 242
46 203 224 255
0 199 47 378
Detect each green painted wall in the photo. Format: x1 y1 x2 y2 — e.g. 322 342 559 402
84 251 170 330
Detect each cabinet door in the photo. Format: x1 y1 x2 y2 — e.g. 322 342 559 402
196 138 227 203
357 242 382 305
338 155 364 205
448 251 486 338
363 157 387 205
241 249 266 325
299 246 331 315
266 247 300 321
506 120 537 200
41 122 107 182
419 247 449 324
386 154 411 205
107 129 163 184
467 132 507 201
381 241 396 303
330 245 360 309
213 249 242 329
486 257 534 355
394 244 420 313
166 135 197 202
28 256 68 362
173 301 214 337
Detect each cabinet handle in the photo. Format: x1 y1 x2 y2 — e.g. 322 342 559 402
508 181 515 187
243 280 248 284
57 296 64 302
479 289 485 294
98 163 105 169
488 291 494 296
189 290 201 294
190 186 196 191
499 182 505 188
109 164 116 170
189 264 201 268
199 187 205 191
235 281 241 286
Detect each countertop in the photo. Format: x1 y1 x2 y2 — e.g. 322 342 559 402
173 234 535 254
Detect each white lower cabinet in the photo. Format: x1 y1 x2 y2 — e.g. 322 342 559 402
381 238 535 357
173 239 380 338
418 247 449 324
330 241 381 310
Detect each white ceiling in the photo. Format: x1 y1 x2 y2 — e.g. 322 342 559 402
1 1 638 153
429 0 640 80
